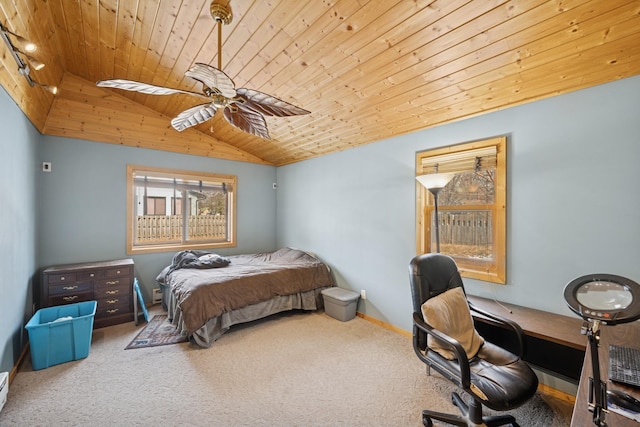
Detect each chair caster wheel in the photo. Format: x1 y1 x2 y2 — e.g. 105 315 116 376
422 416 433 427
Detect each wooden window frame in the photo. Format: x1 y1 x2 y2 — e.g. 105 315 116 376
126 165 237 255
416 136 506 284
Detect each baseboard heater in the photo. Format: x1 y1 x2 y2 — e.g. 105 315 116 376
0 371 7 413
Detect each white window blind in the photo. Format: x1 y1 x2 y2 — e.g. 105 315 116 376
419 145 497 175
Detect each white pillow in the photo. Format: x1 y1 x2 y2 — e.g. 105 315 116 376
420 287 484 360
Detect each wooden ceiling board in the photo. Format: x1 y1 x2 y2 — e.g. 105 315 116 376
315 0 637 124
0 0 638 166
48 0 86 77
370 1 640 119
111 0 138 80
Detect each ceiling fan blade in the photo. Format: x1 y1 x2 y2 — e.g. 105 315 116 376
185 63 237 98
235 88 310 117
171 103 218 132
223 105 270 139
96 79 209 100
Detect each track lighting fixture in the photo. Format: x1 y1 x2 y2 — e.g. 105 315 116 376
31 80 58 95
0 23 35 52
0 21 57 94
15 47 45 70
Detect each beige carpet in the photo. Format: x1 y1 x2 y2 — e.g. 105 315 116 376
1 307 573 426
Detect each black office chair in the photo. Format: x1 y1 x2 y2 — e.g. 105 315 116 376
409 253 538 427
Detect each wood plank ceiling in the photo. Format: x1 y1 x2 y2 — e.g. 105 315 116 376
0 0 639 166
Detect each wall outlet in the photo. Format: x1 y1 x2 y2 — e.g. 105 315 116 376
360 289 367 300
42 162 51 172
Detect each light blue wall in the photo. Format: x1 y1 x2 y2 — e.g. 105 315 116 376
38 137 278 300
2 74 639 375
0 87 39 373
276 75 640 332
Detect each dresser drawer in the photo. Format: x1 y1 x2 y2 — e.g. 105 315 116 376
96 295 131 317
106 266 132 278
48 291 93 306
77 270 105 281
96 277 129 288
47 273 77 284
49 282 93 295
94 284 130 298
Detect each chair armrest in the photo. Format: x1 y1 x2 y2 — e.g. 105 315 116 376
468 301 526 358
412 312 471 387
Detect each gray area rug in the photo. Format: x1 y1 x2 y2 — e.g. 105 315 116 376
125 314 187 350
1 307 573 426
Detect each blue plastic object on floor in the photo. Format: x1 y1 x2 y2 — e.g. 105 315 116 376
25 301 97 370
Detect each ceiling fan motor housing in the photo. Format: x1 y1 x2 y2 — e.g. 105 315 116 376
210 2 232 25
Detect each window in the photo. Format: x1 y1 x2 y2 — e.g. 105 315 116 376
416 136 506 284
127 165 236 254
146 197 166 215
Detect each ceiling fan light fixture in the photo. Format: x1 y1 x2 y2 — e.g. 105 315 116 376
96 1 310 139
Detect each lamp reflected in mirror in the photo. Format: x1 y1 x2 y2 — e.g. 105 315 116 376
416 172 455 253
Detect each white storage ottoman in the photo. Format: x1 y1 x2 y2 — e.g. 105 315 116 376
321 287 360 321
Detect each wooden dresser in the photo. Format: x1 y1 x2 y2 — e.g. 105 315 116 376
41 259 135 329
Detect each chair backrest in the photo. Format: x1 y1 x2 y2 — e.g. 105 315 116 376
409 253 465 311
410 253 466 350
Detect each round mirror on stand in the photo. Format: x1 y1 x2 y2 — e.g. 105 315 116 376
563 274 640 427
564 274 640 325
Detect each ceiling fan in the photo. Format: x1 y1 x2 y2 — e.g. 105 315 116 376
96 1 309 139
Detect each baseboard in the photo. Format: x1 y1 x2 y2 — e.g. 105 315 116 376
8 342 30 385
355 311 577 405
537 382 576 405
356 311 411 338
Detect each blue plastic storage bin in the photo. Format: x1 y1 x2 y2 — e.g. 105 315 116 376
25 301 97 370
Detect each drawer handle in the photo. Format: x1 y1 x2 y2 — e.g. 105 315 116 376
116 270 121 274
60 276 66 281
90 273 95 277
63 286 78 290
106 308 119 314
106 299 119 304
106 290 119 295
62 295 78 301
106 280 120 285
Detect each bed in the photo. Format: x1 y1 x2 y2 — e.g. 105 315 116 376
156 247 335 347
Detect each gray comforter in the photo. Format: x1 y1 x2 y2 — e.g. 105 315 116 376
157 247 335 334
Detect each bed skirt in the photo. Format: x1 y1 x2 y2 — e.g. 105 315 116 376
166 287 330 348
